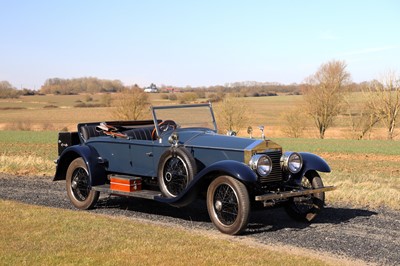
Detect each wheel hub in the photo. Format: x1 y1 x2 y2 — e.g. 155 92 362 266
165 172 173 182
71 180 78 189
215 200 223 211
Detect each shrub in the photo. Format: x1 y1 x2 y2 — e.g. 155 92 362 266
178 92 198 104
168 94 178 101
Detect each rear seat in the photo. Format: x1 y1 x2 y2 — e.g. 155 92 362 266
124 127 154 141
80 125 105 141
79 124 154 141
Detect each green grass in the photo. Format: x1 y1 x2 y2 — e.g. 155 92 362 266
273 138 400 155
0 200 330 266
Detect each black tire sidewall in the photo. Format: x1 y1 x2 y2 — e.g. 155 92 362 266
66 157 99 209
157 147 197 198
207 175 250 235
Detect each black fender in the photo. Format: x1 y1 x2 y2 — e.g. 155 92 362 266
155 160 257 207
53 145 107 186
292 152 331 181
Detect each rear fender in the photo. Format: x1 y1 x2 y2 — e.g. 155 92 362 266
155 160 256 207
53 145 107 186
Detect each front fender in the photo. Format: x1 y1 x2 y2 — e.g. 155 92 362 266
293 152 331 180
53 145 107 186
155 160 257 207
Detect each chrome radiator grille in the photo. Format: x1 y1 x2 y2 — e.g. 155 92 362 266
259 150 283 183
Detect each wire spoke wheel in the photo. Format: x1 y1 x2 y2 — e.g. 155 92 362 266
285 170 325 222
292 176 314 213
158 147 197 199
213 184 239 225
163 156 189 196
71 167 90 201
207 175 250 235
66 157 99 209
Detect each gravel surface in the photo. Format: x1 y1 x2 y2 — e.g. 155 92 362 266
1 173 399 265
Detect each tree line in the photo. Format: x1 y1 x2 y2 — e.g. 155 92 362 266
1 75 372 99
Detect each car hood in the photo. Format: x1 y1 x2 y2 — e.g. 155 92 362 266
176 129 282 153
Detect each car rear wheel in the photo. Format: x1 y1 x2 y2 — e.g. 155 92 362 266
207 175 250 235
285 170 325 222
66 157 99 209
158 147 197 198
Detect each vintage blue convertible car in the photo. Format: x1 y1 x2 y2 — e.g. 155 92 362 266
54 103 335 235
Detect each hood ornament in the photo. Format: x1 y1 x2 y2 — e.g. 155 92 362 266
168 132 179 147
258 125 265 140
226 130 237 136
247 126 253 139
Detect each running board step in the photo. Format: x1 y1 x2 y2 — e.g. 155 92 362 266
92 185 162 200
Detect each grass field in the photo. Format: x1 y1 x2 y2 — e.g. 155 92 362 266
0 200 340 265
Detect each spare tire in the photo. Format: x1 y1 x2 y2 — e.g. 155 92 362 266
157 146 197 198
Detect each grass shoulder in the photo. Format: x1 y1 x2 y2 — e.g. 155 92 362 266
0 200 332 266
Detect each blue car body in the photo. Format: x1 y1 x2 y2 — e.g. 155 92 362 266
54 103 335 234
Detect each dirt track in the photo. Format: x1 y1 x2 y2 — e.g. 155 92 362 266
1 174 399 265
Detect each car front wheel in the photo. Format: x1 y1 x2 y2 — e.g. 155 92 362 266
285 170 325 222
66 157 99 209
207 175 250 235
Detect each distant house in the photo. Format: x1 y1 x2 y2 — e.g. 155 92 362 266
144 83 158 93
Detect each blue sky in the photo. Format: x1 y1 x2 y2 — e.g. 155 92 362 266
1 0 399 89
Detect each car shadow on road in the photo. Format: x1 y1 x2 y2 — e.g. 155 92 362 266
95 196 211 222
245 206 378 235
95 196 378 235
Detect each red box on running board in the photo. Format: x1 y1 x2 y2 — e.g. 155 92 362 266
110 175 142 192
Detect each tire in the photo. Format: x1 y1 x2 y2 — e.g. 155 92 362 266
285 170 325 222
207 175 250 235
158 147 197 198
66 157 99 209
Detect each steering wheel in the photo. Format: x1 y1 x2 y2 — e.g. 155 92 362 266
152 120 177 139
159 120 177 132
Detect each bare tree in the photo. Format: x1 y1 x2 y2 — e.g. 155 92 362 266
302 60 351 139
281 106 308 138
0 81 19 98
112 86 150 120
365 71 400 140
215 96 249 135
345 93 381 140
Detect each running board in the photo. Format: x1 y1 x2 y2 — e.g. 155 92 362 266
255 186 336 201
92 185 162 200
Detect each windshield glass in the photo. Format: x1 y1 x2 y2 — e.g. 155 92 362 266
152 103 217 131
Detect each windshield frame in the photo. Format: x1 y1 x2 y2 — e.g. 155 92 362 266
151 103 218 139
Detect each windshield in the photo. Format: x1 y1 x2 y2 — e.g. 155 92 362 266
152 103 217 132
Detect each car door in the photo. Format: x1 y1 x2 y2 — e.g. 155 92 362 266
129 139 155 177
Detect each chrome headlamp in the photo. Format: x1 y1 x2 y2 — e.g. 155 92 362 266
280 152 303 174
249 154 272 177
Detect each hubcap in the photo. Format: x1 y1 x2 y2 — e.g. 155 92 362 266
71 180 78 189
215 200 222 211
165 172 172 182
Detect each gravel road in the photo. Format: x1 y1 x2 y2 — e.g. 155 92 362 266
1 174 399 265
